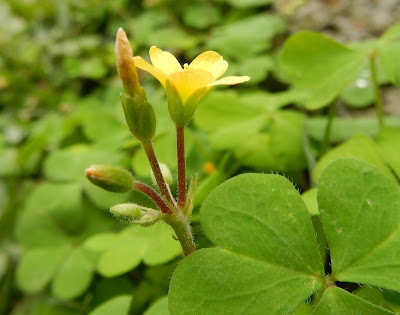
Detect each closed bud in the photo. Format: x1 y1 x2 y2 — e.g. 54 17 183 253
150 162 173 186
110 203 141 221
115 28 140 98
86 165 134 193
110 203 161 226
120 92 156 142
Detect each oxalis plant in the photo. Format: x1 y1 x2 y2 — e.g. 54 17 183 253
85 29 400 314
86 29 249 256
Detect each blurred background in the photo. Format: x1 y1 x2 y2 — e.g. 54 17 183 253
1 0 400 314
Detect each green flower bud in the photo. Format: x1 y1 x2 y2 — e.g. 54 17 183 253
150 162 173 186
110 203 141 221
120 92 156 142
110 203 161 226
86 165 134 193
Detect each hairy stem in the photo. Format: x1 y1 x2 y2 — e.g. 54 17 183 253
134 181 172 215
142 141 176 208
320 98 337 156
369 51 384 128
165 213 196 256
176 127 186 208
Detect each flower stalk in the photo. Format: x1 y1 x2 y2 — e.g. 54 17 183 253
176 127 186 208
142 141 177 209
133 181 172 215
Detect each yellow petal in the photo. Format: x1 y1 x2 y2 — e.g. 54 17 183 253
149 46 182 75
208 76 250 87
133 56 168 87
188 51 228 80
169 70 213 103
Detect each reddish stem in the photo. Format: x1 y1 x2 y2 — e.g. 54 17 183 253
134 181 172 215
142 141 176 207
176 127 186 208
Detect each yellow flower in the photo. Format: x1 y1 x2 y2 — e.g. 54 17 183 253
133 47 250 126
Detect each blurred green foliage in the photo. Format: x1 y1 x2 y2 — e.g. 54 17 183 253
1 0 400 314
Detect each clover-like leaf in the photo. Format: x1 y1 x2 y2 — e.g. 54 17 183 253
194 91 307 171
280 31 365 109
89 295 132 315
169 174 324 314
143 296 169 315
318 158 400 291
313 286 394 315
206 14 286 60
377 126 400 178
52 247 94 300
313 134 393 182
44 145 124 182
84 224 182 278
16 246 71 293
306 116 400 143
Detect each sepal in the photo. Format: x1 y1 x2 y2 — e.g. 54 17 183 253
182 174 198 217
120 91 156 142
110 203 163 226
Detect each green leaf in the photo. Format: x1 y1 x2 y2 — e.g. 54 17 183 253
379 41 400 86
355 286 394 311
84 180 131 210
16 246 70 293
318 158 400 291
52 247 94 300
15 207 70 249
89 295 131 315
183 4 220 30
280 31 365 109
206 14 286 60
89 276 134 311
24 182 83 232
211 110 306 171
302 188 319 215
340 65 374 108
313 134 393 182
381 22 400 41
382 290 400 313
169 174 324 314
227 0 274 7
194 91 263 133
143 296 169 315
44 145 123 182
306 116 400 143
229 55 273 84
313 287 394 314
377 127 400 179
82 111 127 143
84 233 119 252
94 224 181 277
0 148 19 176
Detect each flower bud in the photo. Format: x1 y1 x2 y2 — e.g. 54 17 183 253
120 92 156 142
110 203 141 221
86 165 134 193
150 162 173 186
115 28 140 98
110 203 161 226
